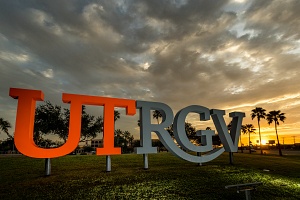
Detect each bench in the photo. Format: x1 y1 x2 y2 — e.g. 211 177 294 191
225 182 262 200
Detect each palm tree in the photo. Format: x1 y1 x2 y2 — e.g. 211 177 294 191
243 124 256 154
137 120 140 127
240 125 248 153
114 110 120 122
0 118 12 138
128 135 134 148
251 107 266 155
266 110 286 156
152 110 162 124
114 129 123 147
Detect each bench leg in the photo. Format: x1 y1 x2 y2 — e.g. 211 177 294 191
245 189 251 200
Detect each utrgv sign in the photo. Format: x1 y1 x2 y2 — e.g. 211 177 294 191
9 88 245 164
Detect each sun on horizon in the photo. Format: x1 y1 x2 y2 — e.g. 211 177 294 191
261 139 267 145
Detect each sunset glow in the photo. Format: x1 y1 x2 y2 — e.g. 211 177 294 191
0 1 299 145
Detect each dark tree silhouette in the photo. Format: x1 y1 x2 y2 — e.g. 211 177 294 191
240 125 247 153
152 110 162 124
34 101 103 144
242 124 256 154
266 110 286 156
114 110 120 122
114 129 134 153
251 107 266 155
0 118 12 138
184 122 198 143
137 120 140 127
79 106 103 142
34 101 64 145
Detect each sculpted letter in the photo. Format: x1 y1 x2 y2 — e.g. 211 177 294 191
63 94 136 156
135 101 174 154
210 110 245 152
10 88 81 158
173 105 214 152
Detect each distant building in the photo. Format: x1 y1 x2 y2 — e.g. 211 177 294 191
268 140 275 145
91 139 103 148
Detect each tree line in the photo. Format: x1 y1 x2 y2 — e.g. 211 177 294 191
0 104 286 156
224 107 286 156
250 107 286 156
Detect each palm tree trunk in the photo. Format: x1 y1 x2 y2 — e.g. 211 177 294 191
275 123 283 156
240 135 243 153
249 133 251 154
258 120 263 155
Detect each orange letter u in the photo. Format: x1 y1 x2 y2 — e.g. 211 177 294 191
10 88 84 158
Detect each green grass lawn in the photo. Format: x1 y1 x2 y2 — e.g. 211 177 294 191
1 152 300 199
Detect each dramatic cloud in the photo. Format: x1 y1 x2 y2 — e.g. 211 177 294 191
1 0 299 144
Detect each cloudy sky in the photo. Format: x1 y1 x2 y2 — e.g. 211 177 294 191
1 0 300 145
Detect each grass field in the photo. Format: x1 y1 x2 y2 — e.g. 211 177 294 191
1 152 300 199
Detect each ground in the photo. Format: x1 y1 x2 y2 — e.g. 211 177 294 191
0 151 300 199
